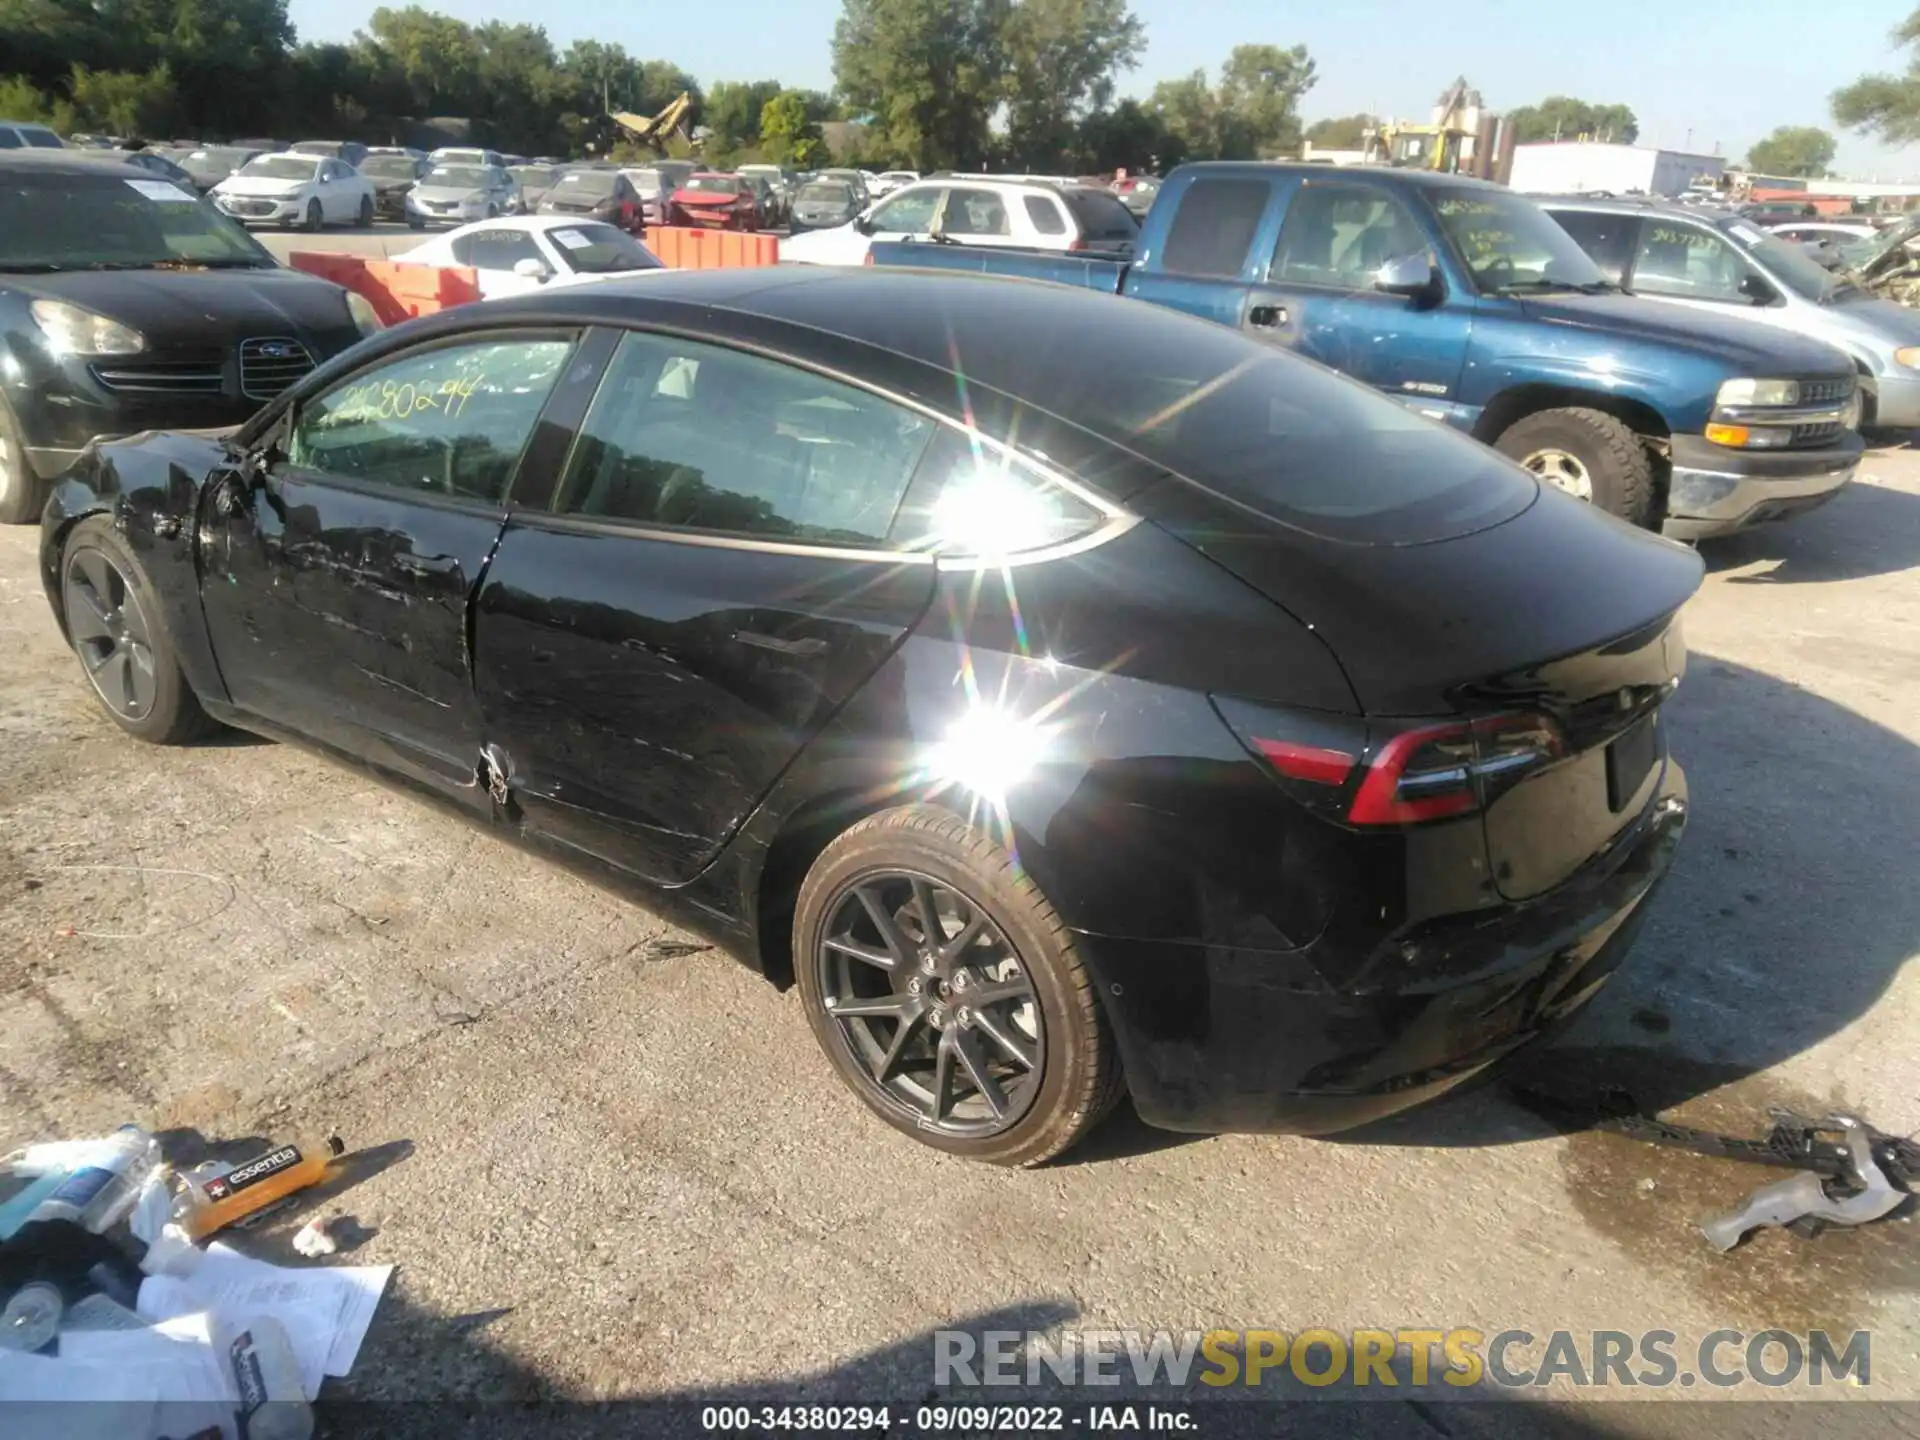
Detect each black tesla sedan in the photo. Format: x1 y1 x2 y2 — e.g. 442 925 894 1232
39 269 1699 1165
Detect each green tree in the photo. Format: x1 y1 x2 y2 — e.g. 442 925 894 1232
833 0 1007 170
1000 0 1144 169
0 73 75 132
760 89 827 166
1833 7 1920 145
1148 68 1216 161
68 61 176 136
358 6 481 114
1746 125 1837 177
704 78 783 152
1214 42 1316 158
1506 96 1639 144
1075 97 1167 173
1304 112 1374 150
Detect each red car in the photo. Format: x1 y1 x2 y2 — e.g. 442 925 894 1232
668 173 762 231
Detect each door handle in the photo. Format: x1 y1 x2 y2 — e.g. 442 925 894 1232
393 552 462 579
734 630 830 658
1248 304 1289 328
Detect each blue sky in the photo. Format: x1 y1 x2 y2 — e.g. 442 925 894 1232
288 0 1920 178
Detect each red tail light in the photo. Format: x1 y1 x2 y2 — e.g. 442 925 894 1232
1067 237 1087 252
1346 713 1565 826
862 250 875 265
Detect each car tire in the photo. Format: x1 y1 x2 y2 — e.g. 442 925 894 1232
0 399 45 526
357 195 374 228
303 199 323 233
1495 407 1655 528
486 204 499 219
793 804 1123 1167
60 517 218 745
408 216 426 231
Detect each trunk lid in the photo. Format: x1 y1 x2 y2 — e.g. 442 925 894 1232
1137 477 1700 899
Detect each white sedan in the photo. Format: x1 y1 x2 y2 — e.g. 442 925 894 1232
211 153 375 231
398 216 666 299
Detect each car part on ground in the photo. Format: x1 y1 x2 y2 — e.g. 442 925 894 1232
38 268 1702 1162
1699 1117 1906 1252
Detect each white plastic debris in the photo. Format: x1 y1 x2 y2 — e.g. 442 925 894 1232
137 1223 203 1278
291 1218 337 1258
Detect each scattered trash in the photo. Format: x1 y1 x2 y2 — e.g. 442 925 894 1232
290 1218 337 1259
1700 1115 1906 1252
177 1136 346 1243
1510 1083 1917 1250
0 1122 394 1438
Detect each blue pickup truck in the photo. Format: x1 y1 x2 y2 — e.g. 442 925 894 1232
868 163 1865 539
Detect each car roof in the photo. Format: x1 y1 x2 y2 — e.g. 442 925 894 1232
1533 192 1736 221
1177 160 1508 194
0 149 147 178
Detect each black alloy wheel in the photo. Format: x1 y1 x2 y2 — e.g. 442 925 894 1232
63 545 159 722
816 870 1045 1137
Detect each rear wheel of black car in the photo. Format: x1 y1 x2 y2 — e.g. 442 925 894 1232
794 805 1122 1166
356 195 374 228
0 400 43 526
61 518 216 745
1495 407 1655 528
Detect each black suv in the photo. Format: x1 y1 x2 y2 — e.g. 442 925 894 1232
0 152 379 522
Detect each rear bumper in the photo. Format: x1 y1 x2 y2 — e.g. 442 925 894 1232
1662 432 1861 541
1077 760 1688 1135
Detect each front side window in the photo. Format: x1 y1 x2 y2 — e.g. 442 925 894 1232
287 337 573 504
0 130 21 149
942 189 1010 237
1271 183 1430 287
1630 221 1752 302
870 188 939 233
557 332 935 547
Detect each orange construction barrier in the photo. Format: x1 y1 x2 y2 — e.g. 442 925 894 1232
648 226 779 270
287 252 482 326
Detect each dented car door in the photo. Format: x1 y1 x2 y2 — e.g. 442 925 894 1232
197 330 578 808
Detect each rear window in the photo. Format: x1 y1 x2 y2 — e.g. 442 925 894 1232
1161 178 1268 277
1062 188 1139 242
553 170 618 197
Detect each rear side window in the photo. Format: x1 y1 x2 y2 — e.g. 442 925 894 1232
1023 195 1066 234
1061 188 1139 243
24 127 63 149
889 425 1104 559
557 332 936 547
1271 183 1428 287
1550 209 1639 283
943 188 1010 237
1160 179 1269 278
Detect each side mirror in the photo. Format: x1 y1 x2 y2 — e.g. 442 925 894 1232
1739 272 1779 305
513 257 552 283
852 214 875 236
1375 252 1440 298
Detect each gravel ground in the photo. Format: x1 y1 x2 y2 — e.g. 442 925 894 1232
3 449 1917 1435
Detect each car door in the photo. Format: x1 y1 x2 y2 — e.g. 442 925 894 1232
1250 177 1471 408
472 328 941 886
197 329 581 812
450 226 550 298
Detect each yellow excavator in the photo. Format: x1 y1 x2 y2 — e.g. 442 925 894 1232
608 91 694 153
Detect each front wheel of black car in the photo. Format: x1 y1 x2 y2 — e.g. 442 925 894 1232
61 518 216 745
1495 407 1655 528
0 401 43 525
794 805 1123 1166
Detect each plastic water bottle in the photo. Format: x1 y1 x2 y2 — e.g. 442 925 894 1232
24 1126 158 1232
0 1281 63 1353
227 1315 315 1440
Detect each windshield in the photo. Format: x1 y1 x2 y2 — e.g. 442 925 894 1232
622 169 662 196
187 147 249 169
551 171 618 198
361 157 419 180
239 156 321 182
798 183 852 204
1429 189 1608 293
1850 215 1920 272
548 222 662 275
1716 218 1840 301
435 151 485 164
0 171 274 270
510 166 557 187
686 175 739 194
425 166 489 188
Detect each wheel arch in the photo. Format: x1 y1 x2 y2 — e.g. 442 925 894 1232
1472 384 1673 448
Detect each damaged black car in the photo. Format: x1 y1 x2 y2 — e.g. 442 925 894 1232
39 269 1699 1165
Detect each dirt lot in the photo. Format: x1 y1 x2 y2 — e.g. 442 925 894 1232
3 451 1918 1433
